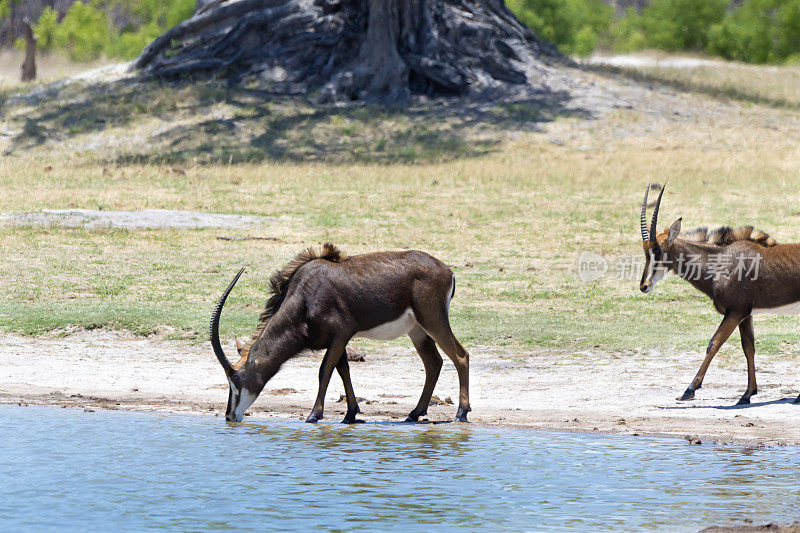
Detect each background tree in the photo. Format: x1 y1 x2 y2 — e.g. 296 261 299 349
20 19 37 81
134 0 560 104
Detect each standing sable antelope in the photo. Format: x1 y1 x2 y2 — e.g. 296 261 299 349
639 184 800 405
210 244 471 423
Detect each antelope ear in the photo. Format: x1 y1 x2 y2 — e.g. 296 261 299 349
235 337 245 355
667 218 682 245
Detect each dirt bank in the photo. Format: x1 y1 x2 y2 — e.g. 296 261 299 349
0 208 273 230
2 330 798 445
586 53 735 69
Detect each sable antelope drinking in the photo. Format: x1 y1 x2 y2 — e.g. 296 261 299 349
210 244 471 423
639 184 800 405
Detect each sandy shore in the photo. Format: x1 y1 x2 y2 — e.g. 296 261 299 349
1 330 798 445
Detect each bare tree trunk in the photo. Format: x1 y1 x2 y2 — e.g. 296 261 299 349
135 0 560 104
20 20 37 82
358 0 407 101
321 0 409 103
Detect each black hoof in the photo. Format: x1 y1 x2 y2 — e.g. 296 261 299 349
677 388 695 401
342 415 365 424
455 406 471 422
305 413 322 423
405 410 426 423
736 397 751 405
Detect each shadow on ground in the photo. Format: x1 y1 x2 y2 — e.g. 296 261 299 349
2 78 593 164
659 397 799 410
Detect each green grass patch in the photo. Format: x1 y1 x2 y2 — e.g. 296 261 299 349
2 60 800 356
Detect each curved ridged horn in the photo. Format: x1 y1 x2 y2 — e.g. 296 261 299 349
649 184 666 243
210 267 245 377
640 183 650 242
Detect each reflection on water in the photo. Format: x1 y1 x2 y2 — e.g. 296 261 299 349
0 405 798 531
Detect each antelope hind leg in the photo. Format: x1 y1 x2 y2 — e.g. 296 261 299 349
405 326 443 423
427 328 471 422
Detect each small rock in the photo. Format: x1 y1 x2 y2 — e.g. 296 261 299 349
151 325 175 337
685 435 702 445
269 388 298 396
84 408 95 413
337 394 366 403
347 348 366 362
429 395 448 406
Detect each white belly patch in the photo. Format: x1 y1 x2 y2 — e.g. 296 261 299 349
355 308 417 340
753 301 800 315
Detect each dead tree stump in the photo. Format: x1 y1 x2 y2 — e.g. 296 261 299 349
135 0 559 104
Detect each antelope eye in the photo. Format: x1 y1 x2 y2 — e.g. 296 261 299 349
652 246 662 260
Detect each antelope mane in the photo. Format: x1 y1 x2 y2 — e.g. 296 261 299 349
241 243 346 355
680 225 777 247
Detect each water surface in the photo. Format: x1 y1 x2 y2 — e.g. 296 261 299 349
1 405 798 531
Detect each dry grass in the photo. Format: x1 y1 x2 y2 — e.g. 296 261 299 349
591 58 800 109
2 57 800 358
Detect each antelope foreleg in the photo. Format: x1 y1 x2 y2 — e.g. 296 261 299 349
736 315 757 405
336 356 364 424
678 311 742 401
307 339 348 423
